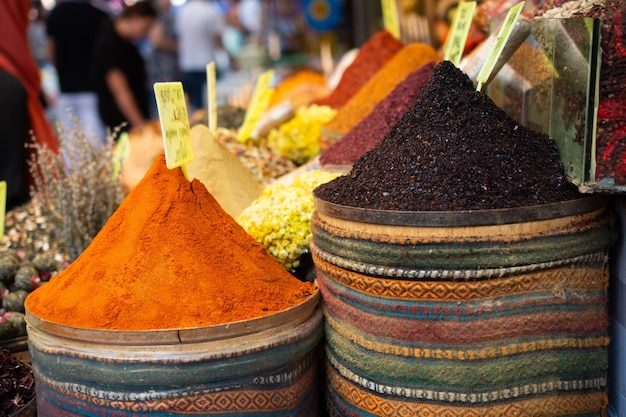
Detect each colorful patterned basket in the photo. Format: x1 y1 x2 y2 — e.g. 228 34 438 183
311 196 616 417
26 291 322 417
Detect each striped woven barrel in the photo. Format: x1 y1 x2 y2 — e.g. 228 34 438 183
311 196 616 417
27 292 322 417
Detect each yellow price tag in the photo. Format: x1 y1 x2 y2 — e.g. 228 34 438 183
443 1 477 66
154 82 194 178
206 62 217 133
237 70 275 143
584 16 595 38
0 181 5 240
476 1 525 92
381 0 401 40
112 132 130 179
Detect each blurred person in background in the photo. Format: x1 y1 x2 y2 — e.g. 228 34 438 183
93 1 157 135
147 0 180 118
47 0 111 142
176 0 226 112
0 0 58 210
28 2 49 68
237 0 263 37
222 0 263 62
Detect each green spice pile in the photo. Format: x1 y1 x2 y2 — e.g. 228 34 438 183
315 61 581 211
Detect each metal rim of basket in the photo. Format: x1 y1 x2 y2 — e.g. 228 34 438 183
313 194 609 227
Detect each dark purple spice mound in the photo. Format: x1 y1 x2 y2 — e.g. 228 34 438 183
314 61 581 211
0 349 35 415
320 62 435 167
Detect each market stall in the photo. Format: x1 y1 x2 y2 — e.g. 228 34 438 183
1 0 625 416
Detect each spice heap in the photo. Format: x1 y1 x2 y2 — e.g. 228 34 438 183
120 125 295 191
322 43 439 136
187 125 262 219
216 128 297 184
268 70 329 109
314 31 403 109
25 155 314 330
190 105 247 130
315 61 581 211
237 170 339 272
1 200 66 256
534 0 620 18
320 63 434 168
0 349 35 416
268 105 337 165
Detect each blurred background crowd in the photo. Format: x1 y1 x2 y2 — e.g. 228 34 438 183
0 0 465 211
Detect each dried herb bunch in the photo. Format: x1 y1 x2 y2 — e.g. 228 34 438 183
28 118 124 260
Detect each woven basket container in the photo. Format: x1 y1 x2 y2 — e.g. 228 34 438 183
311 196 616 417
26 291 322 417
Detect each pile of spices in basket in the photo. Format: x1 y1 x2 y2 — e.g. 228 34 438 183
191 105 248 130
314 30 403 109
1 200 67 257
215 128 296 184
315 61 581 211
268 70 329 109
319 63 434 168
0 349 35 415
322 43 440 137
25 154 314 331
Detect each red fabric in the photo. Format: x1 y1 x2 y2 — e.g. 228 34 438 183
0 0 58 153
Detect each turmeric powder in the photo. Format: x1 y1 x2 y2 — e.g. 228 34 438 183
268 70 328 109
25 154 314 330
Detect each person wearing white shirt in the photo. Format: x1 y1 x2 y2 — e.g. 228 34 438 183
175 0 225 112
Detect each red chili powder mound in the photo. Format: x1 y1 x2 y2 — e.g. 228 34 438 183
25 154 315 331
314 30 403 109
320 62 435 167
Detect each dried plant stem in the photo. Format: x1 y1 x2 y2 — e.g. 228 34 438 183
27 115 124 260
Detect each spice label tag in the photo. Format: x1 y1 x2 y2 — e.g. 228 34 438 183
443 1 477 66
0 181 5 239
476 1 525 92
112 132 130 179
381 0 401 39
238 69 275 143
206 62 217 133
154 82 194 174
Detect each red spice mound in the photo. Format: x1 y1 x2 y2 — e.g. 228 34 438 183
320 62 435 167
314 30 403 109
25 155 314 330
